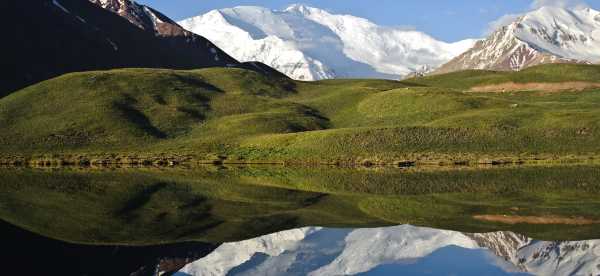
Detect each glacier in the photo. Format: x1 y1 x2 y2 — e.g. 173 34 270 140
178 5 478 81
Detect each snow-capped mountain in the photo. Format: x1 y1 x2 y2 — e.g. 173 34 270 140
90 0 161 32
435 6 600 74
178 5 477 80
176 225 600 276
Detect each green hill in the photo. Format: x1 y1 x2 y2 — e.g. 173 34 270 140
2 64 600 165
406 63 600 90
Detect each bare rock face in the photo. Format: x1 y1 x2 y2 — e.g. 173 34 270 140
434 7 599 74
89 0 148 29
89 0 188 37
87 0 236 63
87 0 290 76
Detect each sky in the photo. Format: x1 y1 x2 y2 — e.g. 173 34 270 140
136 0 599 42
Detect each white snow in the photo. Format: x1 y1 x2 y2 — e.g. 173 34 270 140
52 0 70 14
106 38 118 51
308 226 479 275
177 225 600 276
445 6 600 72
177 225 480 276
513 6 600 62
178 5 477 80
177 227 323 276
142 6 163 28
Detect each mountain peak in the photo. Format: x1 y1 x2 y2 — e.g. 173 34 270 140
284 4 313 14
179 5 476 80
434 6 599 75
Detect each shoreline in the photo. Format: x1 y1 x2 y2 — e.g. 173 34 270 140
1 153 599 169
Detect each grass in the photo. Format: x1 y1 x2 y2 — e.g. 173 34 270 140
1 165 600 244
2 64 600 164
406 63 600 90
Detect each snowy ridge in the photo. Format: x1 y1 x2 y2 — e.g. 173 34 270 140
436 6 599 74
90 0 191 37
177 225 600 276
467 231 531 268
177 225 479 276
52 0 70 14
90 0 148 30
471 231 600 275
515 7 600 62
177 227 322 276
178 5 477 80
88 0 234 65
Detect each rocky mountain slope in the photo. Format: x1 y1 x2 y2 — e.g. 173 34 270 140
435 6 600 74
179 5 477 81
89 0 200 37
177 225 600 276
88 0 288 77
3 0 246 98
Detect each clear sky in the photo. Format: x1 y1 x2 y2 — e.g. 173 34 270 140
136 0 599 42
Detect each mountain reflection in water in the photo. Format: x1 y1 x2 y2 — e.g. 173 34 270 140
2 165 600 275
176 225 600 276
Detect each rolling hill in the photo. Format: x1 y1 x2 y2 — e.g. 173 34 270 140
1 64 600 165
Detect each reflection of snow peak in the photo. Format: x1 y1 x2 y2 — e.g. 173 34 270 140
178 225 600 276
178 5 476 80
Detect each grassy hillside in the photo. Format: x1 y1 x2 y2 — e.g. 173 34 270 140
2 64 600 164
406 63 600 90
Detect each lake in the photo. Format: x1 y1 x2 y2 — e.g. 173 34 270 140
1 165 600 275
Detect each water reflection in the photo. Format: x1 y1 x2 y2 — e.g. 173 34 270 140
2 165 600 275
177 225 600 276
0 219 215 276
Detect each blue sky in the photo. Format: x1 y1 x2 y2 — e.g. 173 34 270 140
137 0 599 42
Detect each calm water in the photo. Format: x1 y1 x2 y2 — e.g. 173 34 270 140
176 225 600 276
1 165 600 275
1 219 215 275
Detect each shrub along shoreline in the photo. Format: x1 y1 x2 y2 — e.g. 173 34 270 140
1 152 598 168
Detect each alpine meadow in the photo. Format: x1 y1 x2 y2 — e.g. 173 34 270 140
4 0 600 275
